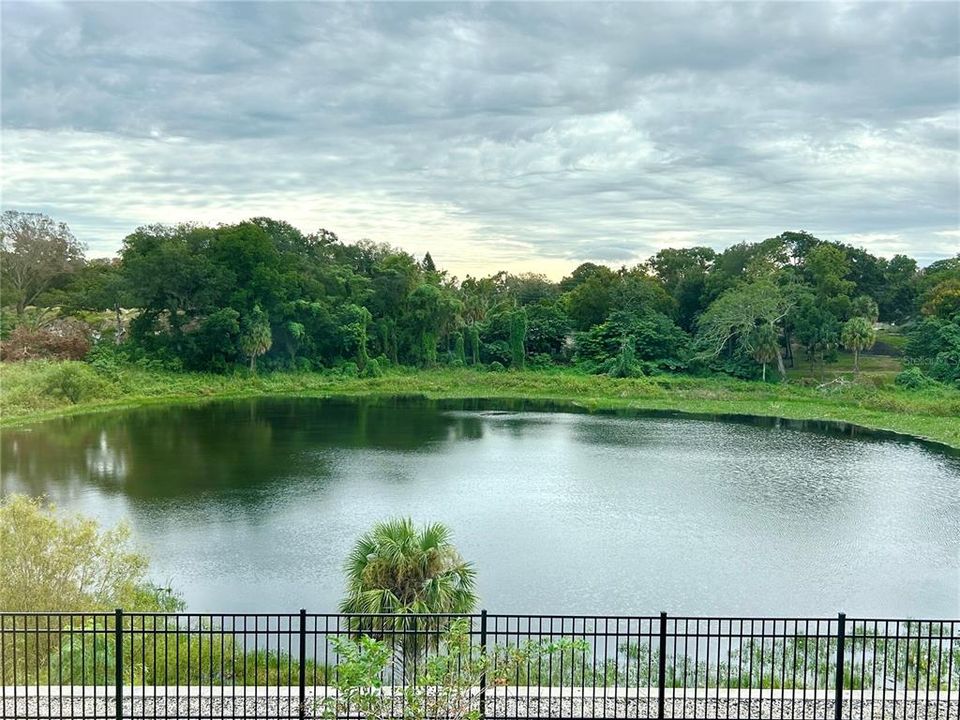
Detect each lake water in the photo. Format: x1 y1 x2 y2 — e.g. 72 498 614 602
2 397 958 617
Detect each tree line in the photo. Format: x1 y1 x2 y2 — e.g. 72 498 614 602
1 211 958 385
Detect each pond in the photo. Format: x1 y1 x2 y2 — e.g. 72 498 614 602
2 396 958 617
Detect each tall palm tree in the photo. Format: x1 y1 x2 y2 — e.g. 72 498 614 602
748 323 780 382
340 518 477 616
340 519 478 680
841 316 877 374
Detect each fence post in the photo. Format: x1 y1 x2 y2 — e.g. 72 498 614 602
298 609 307 720
658 612 667 720
479 609 488 720
114 608 123 720
834 612 846 720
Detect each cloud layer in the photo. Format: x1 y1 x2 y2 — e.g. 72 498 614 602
2 1 958 275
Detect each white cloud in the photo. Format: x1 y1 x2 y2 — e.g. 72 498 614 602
2 1 958 276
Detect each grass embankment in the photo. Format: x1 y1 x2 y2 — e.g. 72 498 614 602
1 360 958 448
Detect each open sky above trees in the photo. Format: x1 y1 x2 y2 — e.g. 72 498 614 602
2 1 958 277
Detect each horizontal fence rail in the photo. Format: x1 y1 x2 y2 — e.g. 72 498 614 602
1 611 957 719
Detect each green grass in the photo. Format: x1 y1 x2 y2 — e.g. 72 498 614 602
784 350 902 384
2 360 958 448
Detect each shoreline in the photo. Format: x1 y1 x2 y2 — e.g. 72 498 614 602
2 364 958 449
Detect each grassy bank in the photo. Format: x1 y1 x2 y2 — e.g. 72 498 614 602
2 360 958 448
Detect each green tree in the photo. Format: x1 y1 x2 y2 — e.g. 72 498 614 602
561 265 618 330
792 299 840 377
339 304 373 370
1 211 86 316
878 254 918 322
606 335 643 378
0 495 178 611
922 279 960 320
648 247 716 331
340 518 477 616
524 303 571 358
850 295 879 323
804 243 855 317
574 310 688 374
509 308 527 369
240 305 272 372
54 258 130 344
696 280 794 379
465 324 480 365
452 331 466 365
841 316 877 374
905 317 960 385
748 323 779 381
403 283 461 367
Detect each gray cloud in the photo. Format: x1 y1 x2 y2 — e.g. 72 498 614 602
2 1 958 275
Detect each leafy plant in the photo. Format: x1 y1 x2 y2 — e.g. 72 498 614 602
40 361 106 404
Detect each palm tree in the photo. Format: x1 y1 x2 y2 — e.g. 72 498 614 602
748 323 780 382
340 519 478 677
341 518 477 615
841 316 877 374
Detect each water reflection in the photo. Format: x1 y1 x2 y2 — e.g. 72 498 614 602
1 397 958 616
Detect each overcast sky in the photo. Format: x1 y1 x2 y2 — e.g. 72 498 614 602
2 1 958 277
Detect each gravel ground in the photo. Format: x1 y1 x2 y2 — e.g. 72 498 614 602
4 693 959 719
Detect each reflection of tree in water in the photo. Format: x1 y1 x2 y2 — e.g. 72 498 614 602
0 397 487 503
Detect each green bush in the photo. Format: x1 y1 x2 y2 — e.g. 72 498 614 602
895 367 936 390
487 361 506 372
336 361 360 377
527 352 553 369
575 310 688 374
41 362 106 404
360 357 383 378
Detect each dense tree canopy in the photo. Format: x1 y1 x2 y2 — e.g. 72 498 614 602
2 212 958 387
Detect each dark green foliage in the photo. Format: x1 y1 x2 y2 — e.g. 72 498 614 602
465 324 480 365
239 305 272 372
524 303 570 358
561 266 617 330
5 214 944 383
509 308 527 369
193 308 241 372
906 317 960 385
791 299 840 372
605 336 643 378
575 310 688 374
895 367 936 390
452 332 466 365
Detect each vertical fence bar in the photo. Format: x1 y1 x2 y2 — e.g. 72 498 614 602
835 613 846 720
298 609 307 720
479 610 488 720
115 609 123 720
658 612 667 720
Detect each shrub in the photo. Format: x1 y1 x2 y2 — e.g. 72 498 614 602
527 352 554 369
85 341 133 376
895 367 936 390
480 339 511 366
336 361 360 377
575 310 688 374
0 318 91 361
0 495 180 611
904 318 960 385
603 336 644 378
41 362 106 404
488 361 506 372
360 357 383 378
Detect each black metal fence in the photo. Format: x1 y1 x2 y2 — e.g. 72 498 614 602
2 611 957 719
